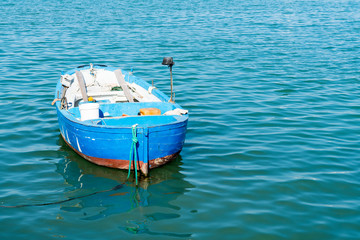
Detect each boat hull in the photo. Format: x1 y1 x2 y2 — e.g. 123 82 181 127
56 106 187 176
61 135 180 173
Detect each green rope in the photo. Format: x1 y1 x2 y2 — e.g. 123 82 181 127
127 124 139 185
111 86 123 91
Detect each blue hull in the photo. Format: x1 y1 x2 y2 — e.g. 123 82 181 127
54 65 188 176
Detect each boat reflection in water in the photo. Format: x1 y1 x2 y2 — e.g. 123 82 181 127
56 136 193 226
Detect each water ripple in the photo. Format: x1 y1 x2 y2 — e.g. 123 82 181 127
1 0 360 239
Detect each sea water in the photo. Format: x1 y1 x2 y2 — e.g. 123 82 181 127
0 0 359 239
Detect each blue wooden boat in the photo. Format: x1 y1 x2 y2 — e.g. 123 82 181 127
53 62 188 177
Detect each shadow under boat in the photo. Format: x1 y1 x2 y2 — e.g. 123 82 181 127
56 135 194 220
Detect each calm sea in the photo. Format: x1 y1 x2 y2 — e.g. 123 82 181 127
1 0 360 239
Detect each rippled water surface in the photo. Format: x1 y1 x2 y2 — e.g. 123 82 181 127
1 0 360 239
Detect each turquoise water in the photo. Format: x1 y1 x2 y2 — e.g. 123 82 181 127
1 0 360 239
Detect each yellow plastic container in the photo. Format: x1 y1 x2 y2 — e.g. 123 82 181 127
139 108 161 116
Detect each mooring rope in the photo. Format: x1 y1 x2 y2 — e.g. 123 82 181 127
127 124 139 185
0 184 124 208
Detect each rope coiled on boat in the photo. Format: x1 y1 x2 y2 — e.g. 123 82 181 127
127 124 139 185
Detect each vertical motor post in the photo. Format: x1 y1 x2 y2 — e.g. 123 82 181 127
162 57 175 103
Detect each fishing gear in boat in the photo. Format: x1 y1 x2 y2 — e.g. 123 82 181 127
60 74 74 109
51 74 74 109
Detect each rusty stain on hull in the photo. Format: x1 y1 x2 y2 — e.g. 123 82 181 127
61 134 180 176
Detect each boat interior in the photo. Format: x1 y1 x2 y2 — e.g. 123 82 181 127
67 102 184 127
59 67 187 127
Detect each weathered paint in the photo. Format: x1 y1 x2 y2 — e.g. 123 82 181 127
61 133 180 176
